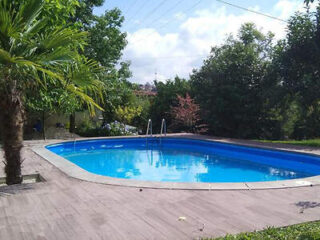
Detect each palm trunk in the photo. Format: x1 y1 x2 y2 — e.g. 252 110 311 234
0 93 24 185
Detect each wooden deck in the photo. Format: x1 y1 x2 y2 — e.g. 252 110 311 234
0 140 320 239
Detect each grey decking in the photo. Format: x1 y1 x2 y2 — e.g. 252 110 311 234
0 141 320 239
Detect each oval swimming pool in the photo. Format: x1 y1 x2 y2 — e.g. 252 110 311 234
46 137 320 183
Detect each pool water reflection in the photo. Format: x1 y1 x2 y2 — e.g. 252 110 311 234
46 138 320 183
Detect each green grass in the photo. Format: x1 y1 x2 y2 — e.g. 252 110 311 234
204 221 320 240
259 139 320 148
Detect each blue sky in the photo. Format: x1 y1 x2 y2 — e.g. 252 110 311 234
93 0 310 83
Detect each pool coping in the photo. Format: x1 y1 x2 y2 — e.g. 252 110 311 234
31 134 320 190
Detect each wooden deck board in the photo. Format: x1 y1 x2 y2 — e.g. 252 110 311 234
0 142 320 239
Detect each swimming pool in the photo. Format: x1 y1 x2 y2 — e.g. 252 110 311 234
46 137 320 184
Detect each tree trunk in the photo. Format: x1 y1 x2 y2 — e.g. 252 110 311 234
0 93 24 185
69 113 75 133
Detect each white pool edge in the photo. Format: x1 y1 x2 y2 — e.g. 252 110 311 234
31 134 320 190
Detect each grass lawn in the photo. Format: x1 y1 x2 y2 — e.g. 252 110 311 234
259 139 320 148
205 221 320 240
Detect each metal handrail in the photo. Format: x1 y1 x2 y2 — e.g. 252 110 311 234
146 119 152 146
160 119 166 145
146 119 152 137
160 119 166 136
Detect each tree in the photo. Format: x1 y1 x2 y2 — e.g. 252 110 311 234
270 6 320 139
190 23 274 138
150 76 190 132
170 94 206 133
64 2 129 131
115 105 142 130
305 0 315 5
71 0 104 27
85 8 127 68
0 0 101 185
26 87 64 139
100 64 134 124
62 57 104 133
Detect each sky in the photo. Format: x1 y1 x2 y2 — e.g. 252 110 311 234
93 0 313 84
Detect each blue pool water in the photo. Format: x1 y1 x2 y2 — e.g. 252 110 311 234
46 138 320 183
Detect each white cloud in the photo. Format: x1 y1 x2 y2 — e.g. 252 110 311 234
122 0 312 84
274 0 303 19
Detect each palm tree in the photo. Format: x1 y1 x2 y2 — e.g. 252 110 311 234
0 0 102 185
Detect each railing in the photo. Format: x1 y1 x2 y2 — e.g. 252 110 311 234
160 119 166 145
160 119 166 137
146 119 166 147
146 119 152 146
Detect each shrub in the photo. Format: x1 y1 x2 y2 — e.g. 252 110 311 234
75 120 137 137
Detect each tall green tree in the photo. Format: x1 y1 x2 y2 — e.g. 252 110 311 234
0 0 101 185
271 5 320 139
150 77 190 132
190 23 274 138
66 1 129 130
71 0 104 26
85 8 127 68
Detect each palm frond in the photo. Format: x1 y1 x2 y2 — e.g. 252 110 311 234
16 0 44 29
67 58 105 103
66 84 104 116
25 17 47 35
0 48 14 64
39 28 87 50
0 1 15 49
13 58 64 82
36 48 76 65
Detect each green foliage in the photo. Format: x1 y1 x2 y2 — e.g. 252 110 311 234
205 221 320 240
68 1 131 128
42 0 80 26
150 76 190 132
270 7 320 139
85 8 127 68
188 9 320 140
0 0 91 98
101 76 135 121
190 23 273 138
75 120 137 137
115 105 142 125
259 139 320 148
132 95 152 131
71 0 104 26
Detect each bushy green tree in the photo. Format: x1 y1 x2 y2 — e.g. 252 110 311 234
150 77 190 132
271 5 320 139
85 8 127 68
66 1 129 129
190 23 274 138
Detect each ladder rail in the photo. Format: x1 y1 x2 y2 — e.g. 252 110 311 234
160 119 166 136
146 119 152 146
146 119 152 136
160 119 166 145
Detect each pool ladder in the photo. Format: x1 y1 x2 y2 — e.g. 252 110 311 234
145 119 167 146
